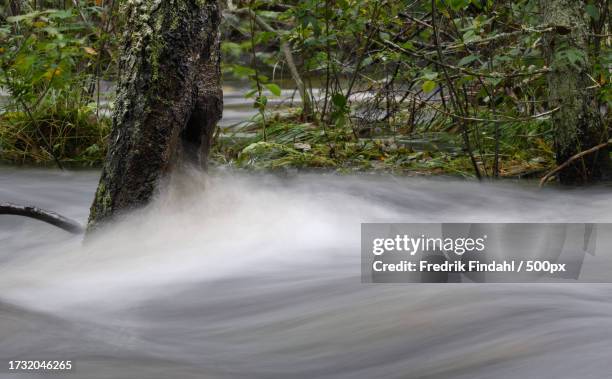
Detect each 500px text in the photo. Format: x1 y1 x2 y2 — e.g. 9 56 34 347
373 260 566 274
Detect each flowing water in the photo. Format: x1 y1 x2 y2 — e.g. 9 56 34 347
1 166 612 379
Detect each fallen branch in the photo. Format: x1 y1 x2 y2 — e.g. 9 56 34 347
0 203 84 234
539 141 611 187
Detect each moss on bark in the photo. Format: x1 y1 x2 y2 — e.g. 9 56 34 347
540 0 609 184
87 0 222 231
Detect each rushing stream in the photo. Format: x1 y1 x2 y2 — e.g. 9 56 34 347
1 167 612 378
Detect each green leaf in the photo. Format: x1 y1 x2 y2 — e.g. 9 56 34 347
258 11 280 19
332 93 347 108
485 77 503 87
265 83 282 96
221 42 243 58
255 95 268 111
449 0 470 11
361 56 373 67
231 64 256 78
254 31 276 45
555 47 586 69
422 72 438 81
470 0 484 9
462 29 480 43
585 3 600 21
400 41 415 51
422 80 436 93
7 11 41 22
458 54 479 67
42 26 60 36
48 10 74 19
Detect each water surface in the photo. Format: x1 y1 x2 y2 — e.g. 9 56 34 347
1 168 612 378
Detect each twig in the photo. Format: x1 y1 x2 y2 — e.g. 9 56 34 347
412 95 559 123
1 46 65 170
443 27 554 50
247 1 266 139
431 0 481 179
71 0 96 34
380 39 550 79
539 141 611 187
345 2 381 100
232 8 313 116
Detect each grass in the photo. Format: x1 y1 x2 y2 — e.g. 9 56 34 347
0 104 556 178
210 110 556 178
0 107 110 166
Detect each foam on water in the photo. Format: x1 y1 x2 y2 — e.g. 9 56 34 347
1 168 612 378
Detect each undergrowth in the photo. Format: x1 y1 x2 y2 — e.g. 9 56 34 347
0 108 110 166
210 110 556 178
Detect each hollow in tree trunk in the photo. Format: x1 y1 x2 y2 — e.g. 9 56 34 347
540 0 609 184
87 0 222 232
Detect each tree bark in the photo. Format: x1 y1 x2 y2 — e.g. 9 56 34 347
540 0 609 184
87 0 222 232
7 0 32 17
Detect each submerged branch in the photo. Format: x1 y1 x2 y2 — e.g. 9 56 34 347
0 203 84 234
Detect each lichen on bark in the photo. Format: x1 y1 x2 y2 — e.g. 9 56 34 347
540 0 609 184
87 0 223 232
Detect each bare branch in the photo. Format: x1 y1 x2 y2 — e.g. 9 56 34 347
539 141 612 187
0 203 84 234
231 8 313 116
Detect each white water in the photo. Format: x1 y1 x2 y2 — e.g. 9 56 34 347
1 168 612 378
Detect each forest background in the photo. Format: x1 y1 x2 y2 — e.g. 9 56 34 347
0 0 610 183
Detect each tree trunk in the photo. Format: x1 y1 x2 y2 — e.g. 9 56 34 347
540 0 609 184
87 0 222 232
2 0 32 20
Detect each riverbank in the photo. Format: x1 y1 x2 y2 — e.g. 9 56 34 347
212 109 554 178
0 108 555 179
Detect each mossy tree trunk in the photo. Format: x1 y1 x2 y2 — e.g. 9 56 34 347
87 0 222 232
7 0 32 16
540 0 609 184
